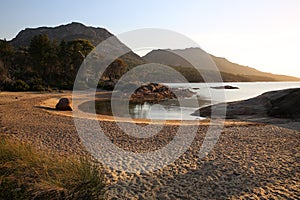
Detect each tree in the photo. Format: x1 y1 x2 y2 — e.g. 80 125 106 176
0 39 15 70
0 60 8 82
29 34 59 82
57 39 95 88
1 35 98 90
103 58 127 81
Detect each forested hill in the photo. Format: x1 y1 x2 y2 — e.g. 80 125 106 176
143 49 300 82
0 22 145 91
10 22 145 69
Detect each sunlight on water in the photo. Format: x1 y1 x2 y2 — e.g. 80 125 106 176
79 82 300 120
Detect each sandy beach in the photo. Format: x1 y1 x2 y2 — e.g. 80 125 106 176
0 91 299 199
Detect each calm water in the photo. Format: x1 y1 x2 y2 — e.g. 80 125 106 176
80 82 300 120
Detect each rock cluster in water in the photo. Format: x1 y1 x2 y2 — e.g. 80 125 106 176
129 82 196 103
211 85 239 90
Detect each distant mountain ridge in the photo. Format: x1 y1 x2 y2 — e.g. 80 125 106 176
10 22 112 47
143 49 300 82
210 54 299 81
8 22 300 82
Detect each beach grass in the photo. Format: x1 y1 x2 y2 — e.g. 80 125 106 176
0 136 105 200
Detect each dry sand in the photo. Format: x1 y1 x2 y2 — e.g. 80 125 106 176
0 91 299 199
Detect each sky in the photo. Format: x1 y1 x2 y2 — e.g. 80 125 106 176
1 0 300 78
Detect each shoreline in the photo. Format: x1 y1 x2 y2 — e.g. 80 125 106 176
0 91 299 199
39 91 262 126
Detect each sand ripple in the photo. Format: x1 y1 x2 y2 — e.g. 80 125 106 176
0 92 299 199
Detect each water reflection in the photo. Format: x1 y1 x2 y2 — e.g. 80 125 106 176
78 98 208 120
78 82 300 120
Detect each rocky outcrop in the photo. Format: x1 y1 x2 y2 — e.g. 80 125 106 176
268 89 300 118
55 98 72 111
129 83 196 103
192 88 300 119
211 85 239 89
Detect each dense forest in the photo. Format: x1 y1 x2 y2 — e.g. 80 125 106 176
0 35 127 91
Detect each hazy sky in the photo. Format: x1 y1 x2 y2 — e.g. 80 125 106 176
1 0 300 77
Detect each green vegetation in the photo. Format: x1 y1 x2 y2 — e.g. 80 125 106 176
102 58 127 81
0 35 128 91
0 136 105 199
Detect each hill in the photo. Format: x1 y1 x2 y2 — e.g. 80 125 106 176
143 48 300 82
1 22 299 92
11 22 113 47
211 55 300 81
10 22 145 68
9 23 299 82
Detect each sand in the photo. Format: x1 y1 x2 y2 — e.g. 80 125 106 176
0 91 299 199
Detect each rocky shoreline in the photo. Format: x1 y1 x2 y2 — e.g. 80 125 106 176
193 88 300 120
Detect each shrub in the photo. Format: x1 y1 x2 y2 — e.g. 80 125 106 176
15 80 30 91
0 137 105 199
57 81 73 90
98 81 116 91
1 78 14 91
28 77 45 91
97 81 105 89
3 79 30 91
